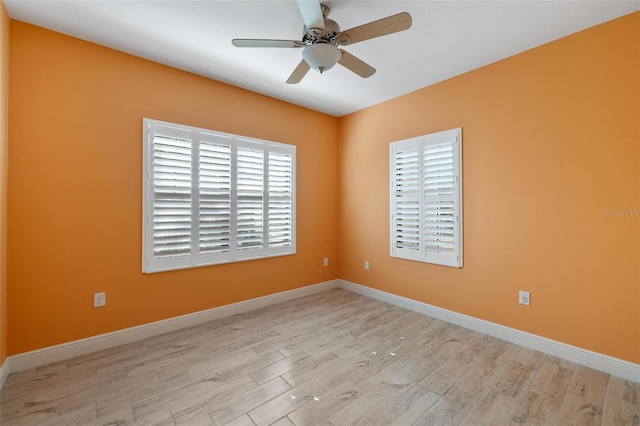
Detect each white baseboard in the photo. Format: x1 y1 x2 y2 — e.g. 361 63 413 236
0 357 9 388
337 280 639 383
4 280 339 377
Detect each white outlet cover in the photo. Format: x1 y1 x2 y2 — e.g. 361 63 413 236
519 291 530 306
94 292 106 308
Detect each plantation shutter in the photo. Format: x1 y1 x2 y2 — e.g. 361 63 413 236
423 131 461 267
268 149 295 250
143 122 194 272
390 138 422 261
390 128 462 268
143 119 296 273
236 145 265 255
198 133 232 260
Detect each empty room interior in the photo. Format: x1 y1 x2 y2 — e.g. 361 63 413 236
0 0 638 425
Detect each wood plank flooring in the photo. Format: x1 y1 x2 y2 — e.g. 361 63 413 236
1 289 638 425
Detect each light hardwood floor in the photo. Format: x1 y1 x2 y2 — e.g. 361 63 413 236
1 289 638 425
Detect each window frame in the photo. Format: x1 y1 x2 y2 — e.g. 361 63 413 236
389 128 463 268
142 118 296 273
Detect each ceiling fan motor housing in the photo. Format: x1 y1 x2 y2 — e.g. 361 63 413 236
303 18 341 46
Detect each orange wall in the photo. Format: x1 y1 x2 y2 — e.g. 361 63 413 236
6 12 639 366
7 22 339 355
338 13 639 364
0 2 8 366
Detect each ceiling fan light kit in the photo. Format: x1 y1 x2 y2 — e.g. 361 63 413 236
302 43 341 73
232 0 412 84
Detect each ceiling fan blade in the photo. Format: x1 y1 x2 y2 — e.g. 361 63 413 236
340 12 412 45
296 0 325 31
286 59 311 84
232 39 304 48
338 50 376 78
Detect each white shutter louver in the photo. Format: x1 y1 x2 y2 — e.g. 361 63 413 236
143 119 296 273
390 128 462 268
198 137 231 255
391 140 422 261
151 129 193 261
236 147 264 252
423 141 458 266
268 151 294 249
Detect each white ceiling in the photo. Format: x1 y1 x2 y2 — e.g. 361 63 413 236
4 0 639 117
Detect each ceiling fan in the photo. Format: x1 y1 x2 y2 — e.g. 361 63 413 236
231 0 412 84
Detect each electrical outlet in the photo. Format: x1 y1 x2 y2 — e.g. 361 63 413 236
94 292 106 308
519 290 530 306
323 258 329 267
364 260 370 270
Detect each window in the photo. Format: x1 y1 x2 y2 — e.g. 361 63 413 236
390 128 462 267
142 119 296 273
